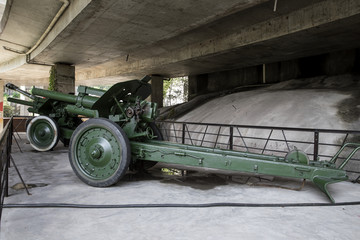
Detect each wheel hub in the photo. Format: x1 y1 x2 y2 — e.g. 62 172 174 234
69 118 131 187
38 129 46 137
33 123 53 143
27 116 59 151
90 145 104 160
76 127 122 180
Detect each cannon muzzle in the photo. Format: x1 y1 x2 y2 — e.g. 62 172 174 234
5 83 36 100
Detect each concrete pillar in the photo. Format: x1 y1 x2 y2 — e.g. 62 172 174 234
150 75 164 108
188 74 208 100
53 63 75 94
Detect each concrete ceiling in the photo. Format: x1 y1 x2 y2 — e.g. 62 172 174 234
0 0 63 63
0 0 360 86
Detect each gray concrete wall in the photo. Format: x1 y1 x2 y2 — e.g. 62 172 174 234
208 66 262 91
264 60 301 84
188 48 360 99
323 49 358 76
188 74 209 99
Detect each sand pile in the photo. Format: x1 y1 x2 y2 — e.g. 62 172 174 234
177 74 360 130
172 74 360 178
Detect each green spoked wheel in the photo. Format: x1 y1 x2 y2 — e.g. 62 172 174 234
69 118 131 187
26 116 59 151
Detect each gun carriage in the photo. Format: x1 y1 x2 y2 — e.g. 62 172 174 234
6 77 359 203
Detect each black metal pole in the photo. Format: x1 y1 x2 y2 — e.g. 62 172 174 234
5 118 13 197
229 126 233 150
313 131 319 161
182 123 185 144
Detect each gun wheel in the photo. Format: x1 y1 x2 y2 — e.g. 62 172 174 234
26 116 59 151
69 118 131 187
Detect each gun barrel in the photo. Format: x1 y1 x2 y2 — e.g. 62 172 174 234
7 97 34 107
5 83 36 100
31 87 99 108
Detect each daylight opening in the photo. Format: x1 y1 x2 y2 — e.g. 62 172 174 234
0 0 7 21
163 76 188 107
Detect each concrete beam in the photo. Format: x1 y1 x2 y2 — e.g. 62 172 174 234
0 0 91 74
0 64 50 87
34 0 269 67
76 0 360 81
30 0 92 60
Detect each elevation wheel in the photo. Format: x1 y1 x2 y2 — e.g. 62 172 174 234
285 148 310 165
141 122 163 170
26 116 59 151
69 118 131 187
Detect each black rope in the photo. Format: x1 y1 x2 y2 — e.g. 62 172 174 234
3 201 360 209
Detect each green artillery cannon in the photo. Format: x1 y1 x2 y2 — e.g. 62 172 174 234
6 76 157 151
6 77 358 203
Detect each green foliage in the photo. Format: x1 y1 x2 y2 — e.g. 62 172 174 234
163 77 188 107
49 66 57 91
163 80 171 99
3 105 13 117
12 92 20 98
3 89 21 117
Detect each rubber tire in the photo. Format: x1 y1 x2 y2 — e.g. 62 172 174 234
69 118 131 187
26 116 59 151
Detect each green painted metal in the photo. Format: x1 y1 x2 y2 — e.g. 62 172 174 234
27 116 59 151
69 118 131 187
65 105 99 118
330 143 360 169
6 97 34 107
29 119 55 147
5 77 157 147
77 86 106 97
59 127 74 140
31 87 99 108
74 125 122 180
5 77 357 202
285 148 309 165
130 140 348 203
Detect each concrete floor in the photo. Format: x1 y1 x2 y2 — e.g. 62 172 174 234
1 133 360 240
